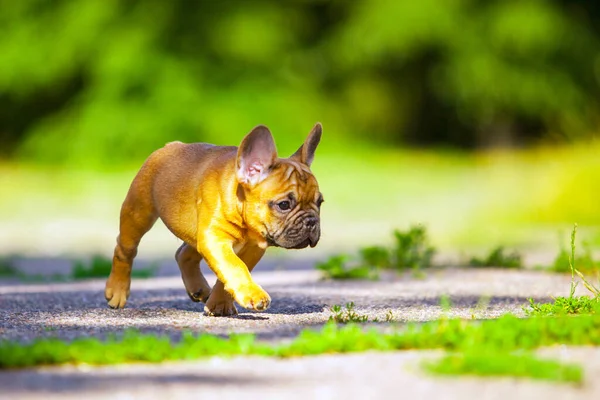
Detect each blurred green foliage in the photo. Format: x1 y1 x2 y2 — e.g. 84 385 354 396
1 0 600 165
317 225 435 280
550 240 600 275
468 246 523 269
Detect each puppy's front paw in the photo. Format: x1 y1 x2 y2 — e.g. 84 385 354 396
230 282 271 312
204 299 238 317
105 275 130 309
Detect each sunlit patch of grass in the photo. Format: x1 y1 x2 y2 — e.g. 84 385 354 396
525 296 600 317
2 143 600 256
317 143 600 252
2 313 600 371
425 351 582 384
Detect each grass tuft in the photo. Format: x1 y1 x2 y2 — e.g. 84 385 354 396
329 302 369 323
468 246 522 269
549 226 600 276
527 224 600 316
425 351 583 384
392 225 436 270
317 225 436 280
316 255 378 280
525 296 600 317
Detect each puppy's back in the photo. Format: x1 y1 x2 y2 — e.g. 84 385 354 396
128 142 238 245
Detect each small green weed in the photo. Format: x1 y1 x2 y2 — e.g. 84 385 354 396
392 225 435 270
549 226 600 275
526 223 600 316
359 246 391 269
72 255 156 279
551 244 600 275
468 246 522 269
525 296 600 317
384 310 395 322
425 351 582 384
329 303 397 323
316 225 436 280
316 256 378 280
329 302 369 324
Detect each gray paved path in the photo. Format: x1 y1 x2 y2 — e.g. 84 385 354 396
1 263 598 399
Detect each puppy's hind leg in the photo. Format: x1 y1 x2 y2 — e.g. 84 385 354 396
175 243 211 303
105 186 158 309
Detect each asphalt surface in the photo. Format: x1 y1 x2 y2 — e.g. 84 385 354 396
1 259 598 399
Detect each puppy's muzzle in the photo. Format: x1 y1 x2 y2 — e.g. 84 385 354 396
269 215 320 249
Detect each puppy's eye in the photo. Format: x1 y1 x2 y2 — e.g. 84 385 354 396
277 201 291 211
317 196 324 208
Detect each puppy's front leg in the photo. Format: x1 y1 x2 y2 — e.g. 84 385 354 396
205 245 265 316
198 234 271 312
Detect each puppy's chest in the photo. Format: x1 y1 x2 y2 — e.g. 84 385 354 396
233 230 267 253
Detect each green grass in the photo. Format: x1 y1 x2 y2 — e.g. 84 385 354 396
2 313 599 374
550 242 600 275
2 262 600 384
526 224 600 317
468 246 523 269
329 302 370 323
359 246 392 269
317 225 436 280
316 255 378 280
391 225 435 270
525 296 600 317
425 351 582 384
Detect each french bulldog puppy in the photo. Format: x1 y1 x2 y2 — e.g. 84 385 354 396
105 124 323 316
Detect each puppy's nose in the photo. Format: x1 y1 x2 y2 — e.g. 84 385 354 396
305 217 318 228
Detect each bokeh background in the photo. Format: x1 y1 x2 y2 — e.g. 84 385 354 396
1 0 600 263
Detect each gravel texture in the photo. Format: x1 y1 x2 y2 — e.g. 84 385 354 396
1 259 598 399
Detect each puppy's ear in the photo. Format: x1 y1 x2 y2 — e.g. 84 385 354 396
236 125 278 187
290 123 322 167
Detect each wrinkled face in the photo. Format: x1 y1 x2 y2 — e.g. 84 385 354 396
245 159 322 249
